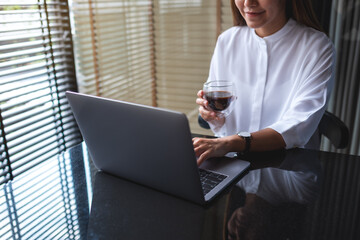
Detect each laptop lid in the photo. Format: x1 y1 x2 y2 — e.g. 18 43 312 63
66 91 249 205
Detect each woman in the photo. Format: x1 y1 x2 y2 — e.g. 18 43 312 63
193 0 335 165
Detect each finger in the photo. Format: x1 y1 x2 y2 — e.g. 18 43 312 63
199 105 215 117
197 90 204 98
196 97 207 107
192 137 203 146
197 155 206 166
194 146 203 158
193 142 205 156
199 106 218 122
193 138 206 156
198 106 207 115
197 150 210 166
198 106 210 121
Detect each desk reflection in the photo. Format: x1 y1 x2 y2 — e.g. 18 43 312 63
0 143 89 240
88 171 207 240
226 149 321 240
2 142 359 239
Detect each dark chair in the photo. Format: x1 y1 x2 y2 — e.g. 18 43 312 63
198 114 211 129
198 110 350 149
318 111 349 149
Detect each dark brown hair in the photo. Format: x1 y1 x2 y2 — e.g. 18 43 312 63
230 0 324 32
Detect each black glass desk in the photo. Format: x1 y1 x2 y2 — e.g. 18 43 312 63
1 141 360 240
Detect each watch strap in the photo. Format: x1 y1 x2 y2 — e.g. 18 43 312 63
243 135 251 153
237 132 251 154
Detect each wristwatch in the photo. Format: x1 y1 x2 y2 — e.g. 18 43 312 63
237 132 252 154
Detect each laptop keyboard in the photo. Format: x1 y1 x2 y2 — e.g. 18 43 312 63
199 168 227 195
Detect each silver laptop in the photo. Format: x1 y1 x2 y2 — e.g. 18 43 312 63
66 91 249 205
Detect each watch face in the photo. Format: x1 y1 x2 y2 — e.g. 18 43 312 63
239 132 251 138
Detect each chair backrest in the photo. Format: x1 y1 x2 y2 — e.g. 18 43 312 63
198 114 210 129
318 111 349 149
198 110 350 149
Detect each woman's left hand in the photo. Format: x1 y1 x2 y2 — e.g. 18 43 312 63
192 136 234 165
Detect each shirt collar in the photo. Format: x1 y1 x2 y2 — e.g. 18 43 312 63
252 18 296 43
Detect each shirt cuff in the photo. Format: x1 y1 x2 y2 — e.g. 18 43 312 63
268 122 304 149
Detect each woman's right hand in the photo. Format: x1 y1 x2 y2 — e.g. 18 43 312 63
196 90 225 126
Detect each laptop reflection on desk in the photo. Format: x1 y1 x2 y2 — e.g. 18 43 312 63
66 91 250 205
88 171 206 240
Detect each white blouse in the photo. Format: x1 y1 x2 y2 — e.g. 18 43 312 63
236 168 319 205
207 19 335 149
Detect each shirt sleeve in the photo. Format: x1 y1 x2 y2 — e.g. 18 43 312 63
269 38 335 149
236 168 320 205
256 168 319 205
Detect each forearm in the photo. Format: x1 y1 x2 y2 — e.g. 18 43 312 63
226 128 286 153
193 128 286 165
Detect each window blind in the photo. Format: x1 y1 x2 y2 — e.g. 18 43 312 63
70 0 233 135
152 0 215 135
0 0 82 185
324 0 360 155
221 0 233 30
153 0 233 134
70 0 155 106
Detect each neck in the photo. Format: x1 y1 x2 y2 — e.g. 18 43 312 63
255 17 288 38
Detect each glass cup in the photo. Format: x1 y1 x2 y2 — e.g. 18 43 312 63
203 80 236 117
